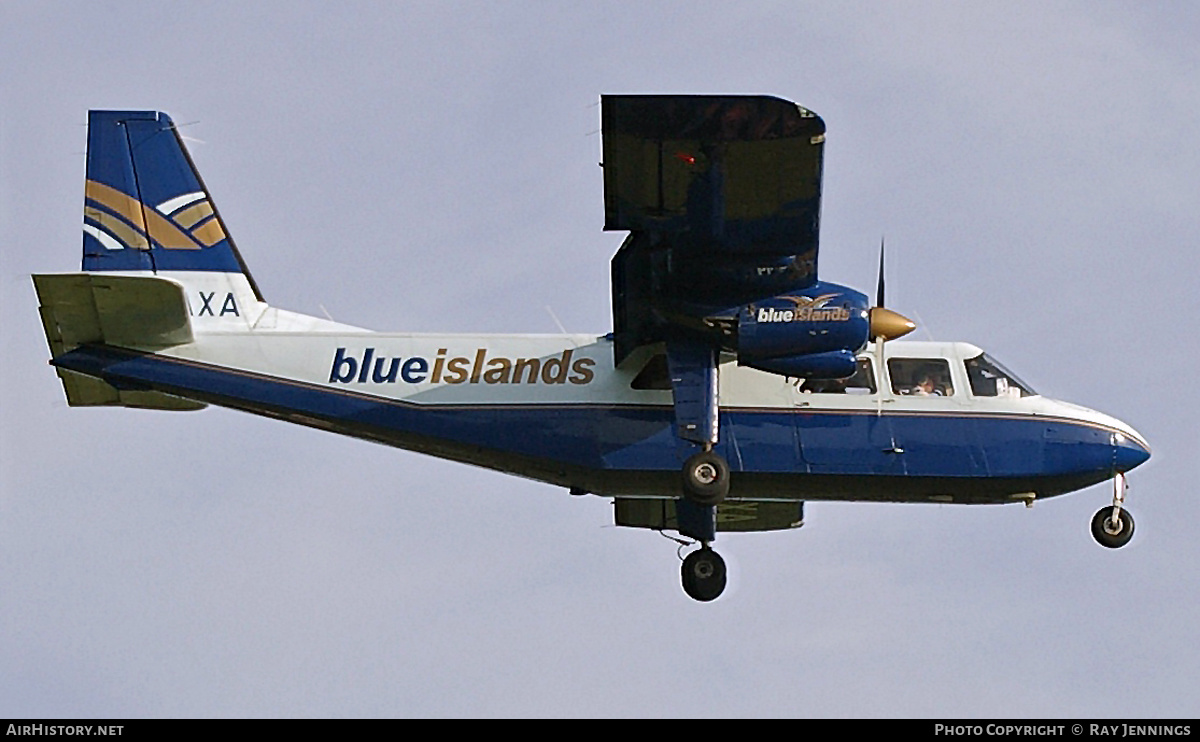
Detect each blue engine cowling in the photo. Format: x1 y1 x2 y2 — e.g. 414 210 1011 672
735 282 870 378
742 350 859 378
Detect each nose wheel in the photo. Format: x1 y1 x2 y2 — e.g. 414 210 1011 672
1092 472 1135 549
681 546 727 602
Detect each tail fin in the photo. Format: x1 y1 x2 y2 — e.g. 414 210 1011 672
35 110 359 409
82 110 264 327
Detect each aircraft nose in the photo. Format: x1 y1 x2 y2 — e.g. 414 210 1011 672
1113 432 1151 473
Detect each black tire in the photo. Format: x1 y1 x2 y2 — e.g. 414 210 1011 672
681 548 727 602
1091 506 1135 549
682 451 730 506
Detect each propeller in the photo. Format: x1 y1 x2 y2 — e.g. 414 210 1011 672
868 238 916 346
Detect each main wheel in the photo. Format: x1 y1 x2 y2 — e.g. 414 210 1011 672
681 548 727 602
682 451 730 506
1091 505 1135 549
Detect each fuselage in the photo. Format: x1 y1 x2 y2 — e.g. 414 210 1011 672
53 297 1151 507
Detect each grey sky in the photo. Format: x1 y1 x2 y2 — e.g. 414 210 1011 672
2 2 1197 717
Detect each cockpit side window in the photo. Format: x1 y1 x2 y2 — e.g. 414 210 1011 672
889 358 954 397
798 358 876 394
964 353 1036 397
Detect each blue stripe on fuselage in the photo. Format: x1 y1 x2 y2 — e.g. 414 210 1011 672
52 345 1122 488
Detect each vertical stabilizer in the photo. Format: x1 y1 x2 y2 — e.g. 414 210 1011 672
81 110 265 329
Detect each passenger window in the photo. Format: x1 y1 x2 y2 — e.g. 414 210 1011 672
798 359 876 394
889 358 954 397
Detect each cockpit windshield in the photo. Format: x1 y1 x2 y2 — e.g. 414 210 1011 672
964 353 1036 398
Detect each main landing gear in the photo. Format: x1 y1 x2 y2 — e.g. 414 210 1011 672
677 448 730 601
1092 472 1135 549
682 450 730 506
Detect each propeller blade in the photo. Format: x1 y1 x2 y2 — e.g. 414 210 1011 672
876 237 886 308
869 236 916 341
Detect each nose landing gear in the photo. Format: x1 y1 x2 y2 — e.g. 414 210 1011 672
674 492 727 601
1092 472 1135 549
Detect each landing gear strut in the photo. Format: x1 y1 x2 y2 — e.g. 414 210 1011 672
1092 472 1135 549
681 546 727 602
674 490 726 601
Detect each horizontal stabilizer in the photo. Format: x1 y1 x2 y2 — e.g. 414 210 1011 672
35 273 193 349
49 369 205 410
33 273 204 410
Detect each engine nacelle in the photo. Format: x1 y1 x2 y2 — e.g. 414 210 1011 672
735 283 870 376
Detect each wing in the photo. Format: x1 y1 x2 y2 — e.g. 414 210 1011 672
602 95 827 364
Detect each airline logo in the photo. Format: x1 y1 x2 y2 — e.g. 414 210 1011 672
756 294 850 323
83 180 227 252
329 347 596 386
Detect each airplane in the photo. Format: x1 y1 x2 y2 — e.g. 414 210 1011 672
33 97 1151 602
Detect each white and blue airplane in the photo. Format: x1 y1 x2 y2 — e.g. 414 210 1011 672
34 97 1150 601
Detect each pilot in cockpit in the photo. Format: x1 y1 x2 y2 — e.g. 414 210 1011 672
912 373 941 396
909 365 949 396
